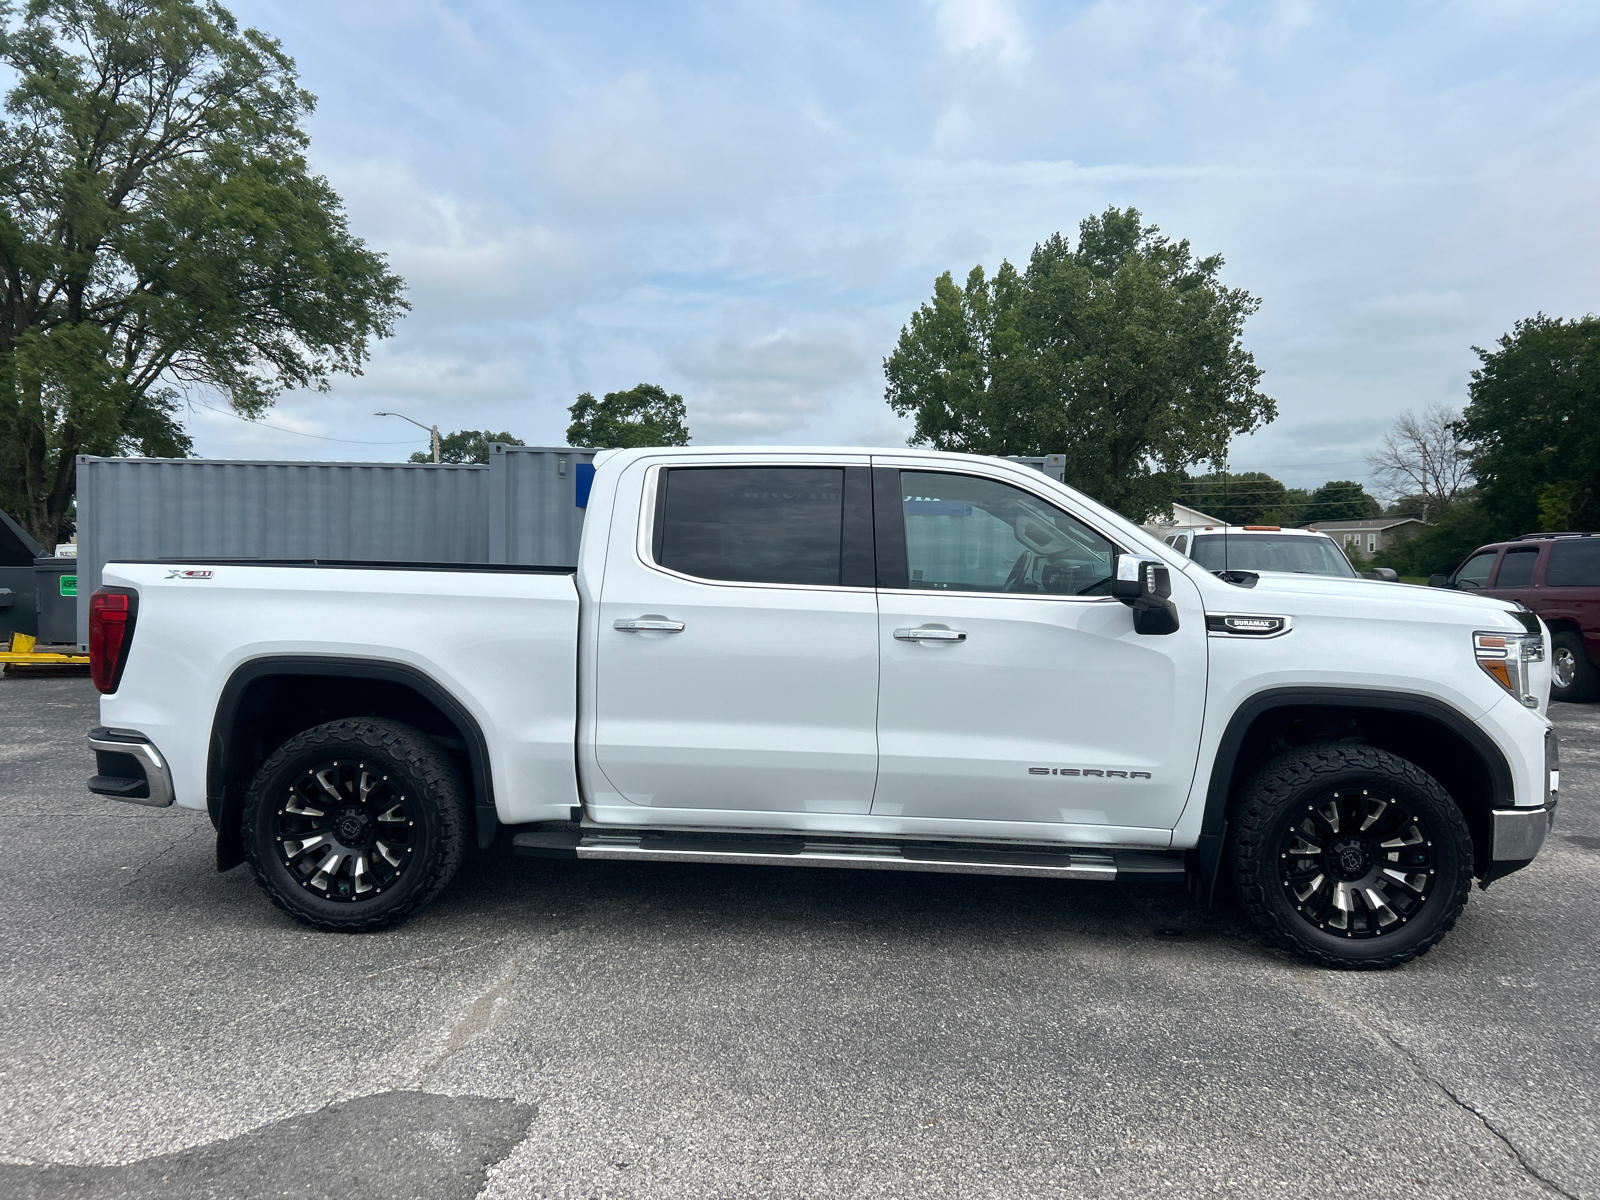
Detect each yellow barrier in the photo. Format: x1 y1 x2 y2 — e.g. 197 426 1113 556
2 631 88 665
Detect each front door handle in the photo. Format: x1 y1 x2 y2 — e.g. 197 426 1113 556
894 627 966 642
614 619 686 632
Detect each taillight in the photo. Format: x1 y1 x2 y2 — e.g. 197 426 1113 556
89 587 138 693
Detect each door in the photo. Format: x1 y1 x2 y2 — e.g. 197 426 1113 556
871 463 1208 833
592 458 880 816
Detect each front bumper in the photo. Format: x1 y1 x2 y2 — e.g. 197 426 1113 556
87 727 174 807
1490 804 1555 862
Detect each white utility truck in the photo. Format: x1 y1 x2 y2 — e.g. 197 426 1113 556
86 447 1558 968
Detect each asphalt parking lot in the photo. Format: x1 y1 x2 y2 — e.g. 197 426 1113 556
1 676 1596 1199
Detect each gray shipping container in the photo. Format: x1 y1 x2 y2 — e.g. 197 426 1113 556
74 446 597 647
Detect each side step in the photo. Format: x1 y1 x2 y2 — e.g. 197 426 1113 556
511 829 1186 883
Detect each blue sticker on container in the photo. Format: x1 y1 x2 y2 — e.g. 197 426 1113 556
575 462 595 508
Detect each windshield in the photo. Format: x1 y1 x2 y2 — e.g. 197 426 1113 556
1189 533 1357 578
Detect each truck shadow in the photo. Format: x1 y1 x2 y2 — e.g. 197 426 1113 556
437 838 1269 962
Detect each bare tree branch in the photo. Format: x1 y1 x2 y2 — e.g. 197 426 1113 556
1367 405 1474 518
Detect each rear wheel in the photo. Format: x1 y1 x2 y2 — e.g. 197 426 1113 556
1551 631 1599 703
242 718 469 932
1230 744 1472 969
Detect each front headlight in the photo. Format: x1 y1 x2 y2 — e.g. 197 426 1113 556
1474 630 1545 708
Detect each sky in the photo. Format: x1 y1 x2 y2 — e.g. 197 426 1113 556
186 0 1600 492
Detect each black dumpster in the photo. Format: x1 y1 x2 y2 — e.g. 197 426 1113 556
0 510 44 642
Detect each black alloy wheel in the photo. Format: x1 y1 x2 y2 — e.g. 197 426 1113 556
1277 789 1435 937
1231 743 1473 969
242 718 469 932
274 761 416 901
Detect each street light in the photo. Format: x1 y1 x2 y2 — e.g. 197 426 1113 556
375 411 441 464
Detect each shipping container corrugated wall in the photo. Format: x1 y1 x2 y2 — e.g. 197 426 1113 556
487 445 598 568
74 448 603 646
75 457 493 646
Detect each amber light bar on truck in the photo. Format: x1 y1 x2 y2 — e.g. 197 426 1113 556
89 587 139 693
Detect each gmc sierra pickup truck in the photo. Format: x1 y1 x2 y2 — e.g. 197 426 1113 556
86 446 1559 968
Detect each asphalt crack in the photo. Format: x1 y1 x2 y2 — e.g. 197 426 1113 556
118 822 204 886
1307 980 1578 1199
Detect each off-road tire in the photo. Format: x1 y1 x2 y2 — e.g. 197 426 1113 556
1551 630 1599 704
1230 743 1473 970
242 718 469 932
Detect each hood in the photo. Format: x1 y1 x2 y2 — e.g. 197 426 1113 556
1189 568 1529 629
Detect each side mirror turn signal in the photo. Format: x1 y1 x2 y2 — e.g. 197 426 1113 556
1113 554 1180 636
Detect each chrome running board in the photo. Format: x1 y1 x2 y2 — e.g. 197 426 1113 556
512 830 1185 883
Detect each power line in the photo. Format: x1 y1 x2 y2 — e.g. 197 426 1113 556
188 400 419 446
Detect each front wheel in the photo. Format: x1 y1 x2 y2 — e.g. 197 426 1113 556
1230 744 1473 969
242 718 470 932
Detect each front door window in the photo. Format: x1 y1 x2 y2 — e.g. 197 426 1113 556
1452 552 1497 589
899 470 1114 596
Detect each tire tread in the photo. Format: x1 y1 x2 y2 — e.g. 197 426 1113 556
241 717 468 933
1230 743 1473 970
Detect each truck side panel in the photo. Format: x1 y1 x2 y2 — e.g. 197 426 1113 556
98 563 582 824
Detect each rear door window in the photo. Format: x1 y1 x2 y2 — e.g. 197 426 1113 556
1452 552 1497 589
1493 549 1539 588
655 466 846 586
1547 540 1600 587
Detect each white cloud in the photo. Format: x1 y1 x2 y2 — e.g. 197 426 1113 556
932 0 1027 62
665 311 874 440
200 0 1600 493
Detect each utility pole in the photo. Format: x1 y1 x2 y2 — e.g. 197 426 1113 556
375 411 441 463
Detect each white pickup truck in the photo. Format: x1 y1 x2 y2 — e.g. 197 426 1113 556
86 446 1559 968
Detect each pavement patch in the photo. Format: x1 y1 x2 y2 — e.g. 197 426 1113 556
0 1090 534 1200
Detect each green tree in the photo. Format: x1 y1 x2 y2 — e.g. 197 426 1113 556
884 207 1275 521
408 430 523 465
1374 491 1500 578
1179 470 1289 526
0 0 407 546
1459 314 1600 534
566 383 689 449
1303 480 1381 523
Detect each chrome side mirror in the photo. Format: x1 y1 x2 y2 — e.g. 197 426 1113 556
1113 554 1180 636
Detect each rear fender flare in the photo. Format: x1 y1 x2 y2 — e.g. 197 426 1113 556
208 655 498 869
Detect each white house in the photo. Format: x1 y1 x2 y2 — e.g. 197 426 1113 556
1142 501 1227 536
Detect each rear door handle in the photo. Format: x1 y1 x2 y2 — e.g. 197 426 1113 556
894 627 966 642
614 619 685 632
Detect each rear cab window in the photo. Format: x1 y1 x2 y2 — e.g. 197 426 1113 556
1547 540 1600 587
1189 533 1356 578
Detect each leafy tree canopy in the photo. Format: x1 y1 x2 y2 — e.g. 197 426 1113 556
566 383 689 449
1374 490 1500 578
1459 313 1600 534
0 0 407 545
408 429 523 465
1303 480 1381 524
883 207 1275 521
1179 471 1290 526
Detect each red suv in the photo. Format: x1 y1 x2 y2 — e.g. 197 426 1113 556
1433 532 1600 702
